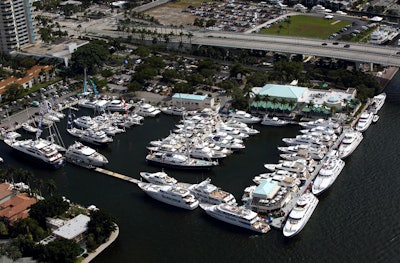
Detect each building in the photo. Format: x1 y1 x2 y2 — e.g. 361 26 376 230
0 65 54 101
52 214 91 242
171 93 218 111
0 192 37 222
0 0 36 53
250 180 292 214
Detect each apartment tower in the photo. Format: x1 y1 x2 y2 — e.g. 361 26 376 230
0 0 35 53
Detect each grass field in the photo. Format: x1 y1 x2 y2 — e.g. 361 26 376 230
260 15 351 39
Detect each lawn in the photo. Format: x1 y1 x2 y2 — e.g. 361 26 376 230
260 15 351 39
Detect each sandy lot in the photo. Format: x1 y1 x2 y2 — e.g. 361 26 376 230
145 6 195 26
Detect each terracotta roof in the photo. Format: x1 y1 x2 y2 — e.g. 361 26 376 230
0 65 53 94
0 193 37 222
0 183 14 202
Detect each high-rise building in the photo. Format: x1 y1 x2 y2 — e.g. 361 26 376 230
0 0 36 53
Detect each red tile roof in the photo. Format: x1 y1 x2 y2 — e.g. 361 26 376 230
0 193 37 222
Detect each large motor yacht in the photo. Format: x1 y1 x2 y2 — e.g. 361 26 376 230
73 116 98 129
338 129 363 158
137 103 161 117
139 171 178 185
106 99 133 112
138 182 199 210
145 152 218 171
188 178 236 205
80 129 113 146
312 151 345 195
200 203 270 233
228 110 261 124
369 92 386 114
4 138 65 169
65 141 108 168
261 115 290 126
283 192 319 237
355 111 374 132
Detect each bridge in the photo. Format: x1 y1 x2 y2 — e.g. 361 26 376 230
189 31 400 67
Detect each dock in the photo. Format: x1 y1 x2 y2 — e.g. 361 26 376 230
94 167 140 184
270 131 347 229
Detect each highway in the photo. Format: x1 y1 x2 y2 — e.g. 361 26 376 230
56 11 400 67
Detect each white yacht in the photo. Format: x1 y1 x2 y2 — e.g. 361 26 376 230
188 178 236 205
369 92 386 114
338 129 363 158
200 203 270 233
299 118 341 133
228 110 261 124
188 144 227 160
80 129 113 146
355 111 374 132
138 182 199 210
65 141 108 168
140 171 178 185
146 152 218 171
73 116 98 129
106 99 133 112
283 192 319 237
312 151 345 195
160 106 187 116
4 138 65 169
21 123 38 133
277 144 327 160
282 134 322 146
78 98 100 109
137 103 161 117
261 115 290 126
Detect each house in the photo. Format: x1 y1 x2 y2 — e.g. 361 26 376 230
0 193 37 222
171 93 218 111
52 214 91 243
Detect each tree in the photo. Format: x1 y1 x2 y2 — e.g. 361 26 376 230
3 83 24 102
29 195 70 227
87 210 117 251
36 238 81 263
46 179 57 196
71 40 110 74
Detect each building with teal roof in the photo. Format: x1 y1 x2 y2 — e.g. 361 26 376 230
253 180 280 199
171 93 217 111
257 84 308 100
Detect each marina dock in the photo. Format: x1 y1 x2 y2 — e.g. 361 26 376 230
94 167 140 184
270 131 347 229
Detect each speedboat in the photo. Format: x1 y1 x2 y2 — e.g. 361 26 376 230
138 182 199 210
200 203 270 233
261 115 290 126
338 129 363 158
4 138 65 169
137 103 161 117
355 111 374 132
65 141 108 168
312 151 345 195
106 99 133 112
140 171 178 185
283 192 319 237
145 152 218 171
228 110 261 124
188 178 236 205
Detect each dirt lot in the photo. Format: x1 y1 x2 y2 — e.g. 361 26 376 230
145 6 195 26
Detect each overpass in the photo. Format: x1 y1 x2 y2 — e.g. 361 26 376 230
189 31 400 67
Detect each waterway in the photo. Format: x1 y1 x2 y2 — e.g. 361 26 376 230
1 73 400 262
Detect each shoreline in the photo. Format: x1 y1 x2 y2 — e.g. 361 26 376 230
81 224 119 263
377 66 399 90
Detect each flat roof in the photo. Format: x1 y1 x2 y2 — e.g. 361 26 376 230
257 84 308 99
253 180 280 199
53 214 90 240
172 93 207 101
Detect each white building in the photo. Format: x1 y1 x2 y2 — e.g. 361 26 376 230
53 214 91 242
171 93 217 111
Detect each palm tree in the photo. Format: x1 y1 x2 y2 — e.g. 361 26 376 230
46 179 57 196
271 97 279 114
187 32 193 44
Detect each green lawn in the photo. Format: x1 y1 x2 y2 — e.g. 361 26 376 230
260 15 351 39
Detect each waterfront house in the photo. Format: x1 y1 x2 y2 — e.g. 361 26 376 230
171 93 219 111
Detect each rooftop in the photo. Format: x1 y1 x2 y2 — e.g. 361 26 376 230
53 214 91 240
256 84 308 99
0 193 37 222
172 93 208 101
253 180 280 199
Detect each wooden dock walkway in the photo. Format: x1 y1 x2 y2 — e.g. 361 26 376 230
94 167 140 184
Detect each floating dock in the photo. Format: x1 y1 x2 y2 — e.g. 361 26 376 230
94 167 140 184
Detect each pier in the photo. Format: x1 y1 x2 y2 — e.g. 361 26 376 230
270 131 347 229
94 167 140 184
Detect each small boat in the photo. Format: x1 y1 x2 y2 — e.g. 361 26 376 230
138 182 199 210
21 123 38 133
139 171 178 185
0 157 3 164
261 115 289 126
372 115 379 123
